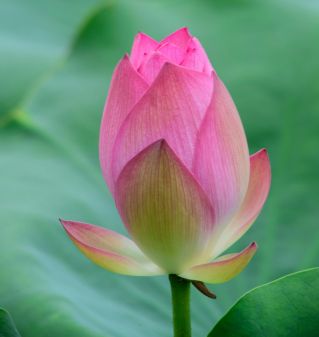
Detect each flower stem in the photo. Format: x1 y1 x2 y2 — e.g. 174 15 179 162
169 274 191 337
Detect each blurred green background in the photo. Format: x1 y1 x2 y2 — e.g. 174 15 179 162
1 0 319 336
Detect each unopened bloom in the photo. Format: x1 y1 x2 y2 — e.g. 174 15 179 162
61 28 271 284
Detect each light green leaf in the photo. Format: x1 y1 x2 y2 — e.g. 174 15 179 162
208 268 319 337
0 0 319 336
0 309 21 337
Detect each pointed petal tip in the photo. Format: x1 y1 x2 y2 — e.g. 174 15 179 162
160 27 192 48
59 218 76 231
174 26 192 37
215 241 257 264
159 59 211 77
254 147 269 157
180 242 257 284
59 219 84 240
122 53 130 61
135 138 167 155
254 147 270 161
133 31 158 42
179 26 191 35
252 148 271 179
248 241 258 254
59 217 68 228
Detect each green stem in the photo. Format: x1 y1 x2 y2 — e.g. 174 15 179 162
169 274 192 337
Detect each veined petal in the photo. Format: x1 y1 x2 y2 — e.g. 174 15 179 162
138 52 169 83
130 32 159 69
99 55 148 194
180 243 257 284
156 42 185 64
160 27 192 49
193 73 250 226
112 63 213 183
211 149 271 258
181 37 213 75
60 219 163 276
115 140 216 274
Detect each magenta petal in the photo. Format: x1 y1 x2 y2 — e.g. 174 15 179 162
130 32 159 69
181 37 213 75
114 140 216 273
112 63 213 182
160 27 192 49
99 55 149 193
193 73 250 226
211 149 271 257
156 42 185 64
138 52 169 83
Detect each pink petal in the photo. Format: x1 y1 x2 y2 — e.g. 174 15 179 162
211 149 271 258
180 37 213 75
160 27 192 49
138 51 169 83
99 55 149 193
112 63 213 183
193 72 250 226
180 242 257 283
60 219 164 276
130 32 159 69
156 42 185 64
114 140 216 274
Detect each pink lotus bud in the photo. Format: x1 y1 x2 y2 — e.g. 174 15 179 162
61 28 271 283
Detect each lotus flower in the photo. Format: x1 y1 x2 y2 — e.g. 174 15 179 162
61 28 271 284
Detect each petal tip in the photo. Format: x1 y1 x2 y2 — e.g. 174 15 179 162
160 27 192 48
180 242 258 284
122 53 130 61
59 218 76 236
159 60 196 76
252 148 271 178
256 147 268 157
250 241 258 251
179 26 191 36
133 31 157 42
59 218 67 227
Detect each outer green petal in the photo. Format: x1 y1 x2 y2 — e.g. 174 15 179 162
180 243 257 284
115 140 216 274
60 219 164 276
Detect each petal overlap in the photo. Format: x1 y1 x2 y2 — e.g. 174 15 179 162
160 27 191 49
130 32 159 69
193 73 250 226
138 52 169 83
99 55 148 193
181 37 213 75
112 63 213 183
60 219 164 276
156 42 185 64
180 243 257 284
115 140 216 273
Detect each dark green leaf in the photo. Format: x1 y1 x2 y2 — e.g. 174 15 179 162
0 309 21 337
208 268 319 337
